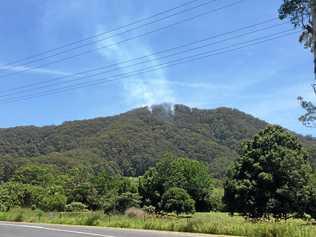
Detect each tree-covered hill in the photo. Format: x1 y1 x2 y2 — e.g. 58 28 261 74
0 104 315 178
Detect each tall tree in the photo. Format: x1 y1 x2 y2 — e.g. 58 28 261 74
139 154 213 212
279 0 316 126
223 126 312 219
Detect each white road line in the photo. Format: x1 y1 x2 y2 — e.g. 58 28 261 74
0 223 115 237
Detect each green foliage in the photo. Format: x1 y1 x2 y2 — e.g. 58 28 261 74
0 185 12 211
0 105 315 220
0 105 274 178
139 155 213 212
279 0 312 28
38 186 66 212
0 210 315 237
224 126 313 219
161 187 195 215
0 182 46 210
278 0 314 57
0 105 316 178
0 158 137 213
11 164 56 186
115 192 141 213
307 173 316 219
207 188 224 211
67 181 98 210
65 202 88 212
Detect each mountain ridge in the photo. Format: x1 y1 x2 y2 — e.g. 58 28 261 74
0 104 315 178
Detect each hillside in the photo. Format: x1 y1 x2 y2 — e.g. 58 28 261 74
0 104 315 178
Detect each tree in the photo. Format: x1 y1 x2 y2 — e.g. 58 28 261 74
115 192 141 213
279 0 316 126
38 186 67 211
223 126 313 219
0 183 16 211
12 164 56 186
207 188 225 211
67 182 98 210
139 154 213 212
161 187 195 215
307 173 316 219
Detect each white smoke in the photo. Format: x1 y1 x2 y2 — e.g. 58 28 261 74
95 25 175 108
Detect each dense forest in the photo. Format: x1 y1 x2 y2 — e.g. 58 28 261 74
0 104 315 219
0 104 315 180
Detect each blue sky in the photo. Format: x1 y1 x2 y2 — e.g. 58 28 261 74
0 0 315 136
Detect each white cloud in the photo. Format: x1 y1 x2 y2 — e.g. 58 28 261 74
0 64 70 76
95 25 175 107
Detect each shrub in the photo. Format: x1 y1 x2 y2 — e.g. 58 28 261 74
39 193 67 212
161 187 195 215
0 203 9 212
84 213 101 226
101 197 116 214
139 155 213 212
115 192 141 213
208 188 224 211
143 205 156 214
13 212 24 222
65 202 88 212
125 207 145 218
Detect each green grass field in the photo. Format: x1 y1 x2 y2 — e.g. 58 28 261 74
0 209 315 237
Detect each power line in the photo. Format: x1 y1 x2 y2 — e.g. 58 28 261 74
0 20 287 99
0 0 204 68
0 0 244 79
0 0 218 70
0 30 298 105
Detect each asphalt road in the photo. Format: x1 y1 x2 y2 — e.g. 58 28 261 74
0 222 231 237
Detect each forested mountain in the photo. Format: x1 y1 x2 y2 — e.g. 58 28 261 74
0 104 315 178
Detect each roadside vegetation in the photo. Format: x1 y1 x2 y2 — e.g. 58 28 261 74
0 209 315 237
0 125 315 236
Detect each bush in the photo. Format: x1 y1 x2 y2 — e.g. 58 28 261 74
0 203 9 212
39 193 67 212
125 207 145 218
208 188 224 211
65 202 88 212
13 212 24 222
0 182 25 209
115 192 141 213
139 155 213 212
143 205 156 214
84 213 101 226
161 187 195 215
100 197 116 214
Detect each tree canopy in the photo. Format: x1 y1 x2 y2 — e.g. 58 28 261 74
1 105 316 178
279 1 316 125
161 187 195 215
139 154 213 212
224 126 313 219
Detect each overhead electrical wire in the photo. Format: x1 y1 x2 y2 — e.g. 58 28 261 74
0 20 288 99
1 0 219 69
0 0 206 67
0 30 299 105
0 0 244 79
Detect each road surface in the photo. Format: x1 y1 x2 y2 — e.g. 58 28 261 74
0 222 234 237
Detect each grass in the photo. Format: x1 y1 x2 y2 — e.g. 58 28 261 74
0 209 315 237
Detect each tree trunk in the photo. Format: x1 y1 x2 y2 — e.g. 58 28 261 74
312 0 316 79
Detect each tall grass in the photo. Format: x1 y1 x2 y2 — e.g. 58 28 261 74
0 209 315 237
